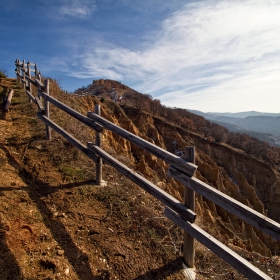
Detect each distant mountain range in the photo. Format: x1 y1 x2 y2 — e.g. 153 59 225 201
187 110 280 146
188 110 280 119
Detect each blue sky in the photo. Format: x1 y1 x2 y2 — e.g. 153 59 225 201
1 0 280 113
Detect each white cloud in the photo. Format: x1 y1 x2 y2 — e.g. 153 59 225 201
60 6 89 18
65 0 280 112
58 0 96 19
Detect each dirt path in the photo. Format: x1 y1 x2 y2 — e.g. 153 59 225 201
3 78 279 280
0 78 187 280
0 80 80 279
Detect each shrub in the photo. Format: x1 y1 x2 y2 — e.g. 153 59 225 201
0 68 8 78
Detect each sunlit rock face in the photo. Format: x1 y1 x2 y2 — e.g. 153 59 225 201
194 139 280 223
86 96 279 256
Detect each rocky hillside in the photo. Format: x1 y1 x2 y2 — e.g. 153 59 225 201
0 77 279 279
110 105 280 253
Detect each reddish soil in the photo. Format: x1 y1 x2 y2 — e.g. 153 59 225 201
0 78 188 279
1 78 279 280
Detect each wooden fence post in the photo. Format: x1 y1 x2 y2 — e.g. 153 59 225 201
15 59 20 83
27 62 31 83
29 74 33 103
4 89 14 112
26 61 32 104
22 60 26 89
34 63 38 79
44 79 51 140
95 104 103 185
183 146 196 268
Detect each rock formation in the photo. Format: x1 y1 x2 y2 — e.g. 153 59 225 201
95 100 280 257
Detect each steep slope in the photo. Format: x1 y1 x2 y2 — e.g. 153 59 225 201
0 78 189 280
74 79 280 274
110 106 280 256
0 77 279 279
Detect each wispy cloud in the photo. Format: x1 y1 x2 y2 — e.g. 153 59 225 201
59 6 90 18
57 0 96 19
61 0 280 112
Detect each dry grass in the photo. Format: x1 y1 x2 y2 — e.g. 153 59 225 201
1 76 280 279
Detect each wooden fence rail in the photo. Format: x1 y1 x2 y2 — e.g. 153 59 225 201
14 59 280 280
168 167 280 242
87 111 197 177
87 142 196 222
164 208 272 280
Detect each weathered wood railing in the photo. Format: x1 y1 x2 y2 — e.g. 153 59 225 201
15 59 280 280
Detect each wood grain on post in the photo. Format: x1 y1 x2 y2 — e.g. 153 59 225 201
44 79 51 140
95 104 102 185
183 146 195 268
4 89 14 112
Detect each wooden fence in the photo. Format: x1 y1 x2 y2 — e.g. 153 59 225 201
14 59 280 280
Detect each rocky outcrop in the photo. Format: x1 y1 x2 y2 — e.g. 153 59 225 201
83 98 280 257
118 106 280 256
194 138 280 223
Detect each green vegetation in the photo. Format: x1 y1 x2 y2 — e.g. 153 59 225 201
59 164 87 181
